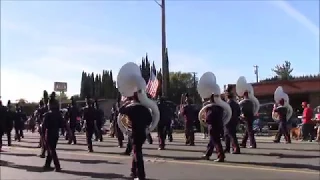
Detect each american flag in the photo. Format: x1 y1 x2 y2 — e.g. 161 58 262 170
146 67 159 98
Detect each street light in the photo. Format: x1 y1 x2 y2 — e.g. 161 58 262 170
153 0 168 97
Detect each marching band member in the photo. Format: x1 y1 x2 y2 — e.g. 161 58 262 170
224 86 241 154
0 100 7 152
42 92 63 172
4 100 14 147
236 76 260 149
116 62 160 180
39 91 49 158
66 96 80 144
82 97 97 152
272 86 292 143
157 96 172 150
115 97 125 148
94 99 104 142
198 72 232 162
182 94 196 146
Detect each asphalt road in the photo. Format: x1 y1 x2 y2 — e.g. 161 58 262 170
1 132 319 180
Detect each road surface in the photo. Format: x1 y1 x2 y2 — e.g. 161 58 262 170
1 132 319 180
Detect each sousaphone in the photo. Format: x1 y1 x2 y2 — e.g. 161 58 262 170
116 62 160 135
197 72 232 126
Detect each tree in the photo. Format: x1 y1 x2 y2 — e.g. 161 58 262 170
16 98 28 105
71 94 81 101
167 72 200 104
272 61 293 80
56 92 68 101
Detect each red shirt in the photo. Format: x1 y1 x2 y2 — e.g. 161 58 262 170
302 107 313 124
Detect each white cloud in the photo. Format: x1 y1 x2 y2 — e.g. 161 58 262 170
270 1 320 38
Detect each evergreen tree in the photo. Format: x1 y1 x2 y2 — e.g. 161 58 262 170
80 71 86 98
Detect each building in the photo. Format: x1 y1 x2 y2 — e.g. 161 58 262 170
225 77 320 111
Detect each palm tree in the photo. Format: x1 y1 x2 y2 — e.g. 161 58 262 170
272 61 293 80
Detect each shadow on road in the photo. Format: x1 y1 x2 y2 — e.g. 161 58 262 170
229 161 320 171
143 146 204 153
256 147 319 153
1 161 158 180
12 144 38 149
1 152 37 157
240 152 320 159
59 157 121 165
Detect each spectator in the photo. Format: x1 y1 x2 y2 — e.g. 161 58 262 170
301 102 314 141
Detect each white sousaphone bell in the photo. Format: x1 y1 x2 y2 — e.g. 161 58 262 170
236 76 260 115
197 72 232 127
272 86 293 121
116 62 160 135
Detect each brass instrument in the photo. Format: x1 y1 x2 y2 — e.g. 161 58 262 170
273 86 293 121
119 114 132 133
116 62 160 135
197 72 232 126
236 76 260 115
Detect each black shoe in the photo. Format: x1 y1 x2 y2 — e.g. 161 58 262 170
130 172 136 178
88 149 93 153
55 167 62 172
200 155 210 160
224 149 230 153
214 158 224 162
39 154 45 158
122 152 131 156
43 166 54 171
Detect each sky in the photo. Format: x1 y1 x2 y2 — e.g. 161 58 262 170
1 0 319 103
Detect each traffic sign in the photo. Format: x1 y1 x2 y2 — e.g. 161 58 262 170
54 82 67 92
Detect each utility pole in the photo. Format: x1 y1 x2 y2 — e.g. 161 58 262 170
254 65 259 83
153 0 168 97
161 0 168 97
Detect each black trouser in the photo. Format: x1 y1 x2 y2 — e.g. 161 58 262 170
4 130 12 146
14 128 22 141
157 125 167 148
86 128 94 151
109 121 115 137
0 129 11 148
68 127 77 144
147 133 153 144
275 121 291 142
40 131 47 157
205 125 225 159
185 125 194 145
0 130 3 150
115 123 124 147
125 136 133 154
302 123 315 141
241 120 256 148
131 135 147 179
166 124 173 141
94 123 103 142
224 125 240 152
60 127 65 136
44 135 61 169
